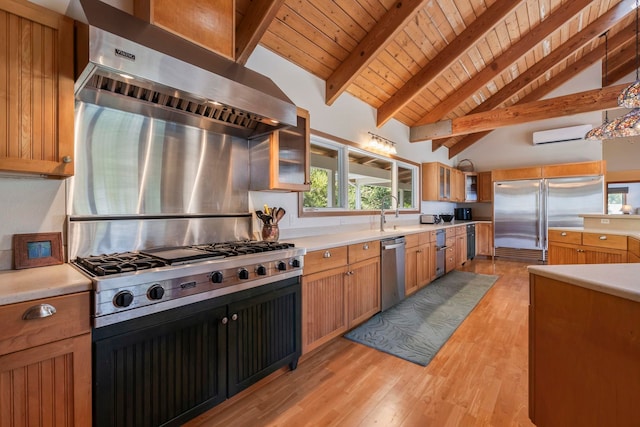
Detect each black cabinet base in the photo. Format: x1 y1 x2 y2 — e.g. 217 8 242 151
92 277 301 427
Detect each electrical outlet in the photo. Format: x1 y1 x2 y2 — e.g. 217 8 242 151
601 219 610 224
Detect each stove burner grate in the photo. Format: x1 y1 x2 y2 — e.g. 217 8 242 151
76 253 168 276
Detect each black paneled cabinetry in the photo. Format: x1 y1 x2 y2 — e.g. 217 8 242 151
93 278 301 427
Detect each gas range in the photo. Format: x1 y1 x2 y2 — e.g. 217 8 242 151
73 240 305 327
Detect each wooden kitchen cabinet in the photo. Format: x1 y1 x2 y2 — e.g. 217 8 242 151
302 241 381 354
0 292 91 427
346 240 380 327
302 246 348 354
628 236 640 263
250 108 310 192
477 171 492 202
0 0 75 178
529 273 640 426
404 232 432 296
548 230 628 265
445 228 456 273
456 226 467 267
134 0 235 59
476 222 493 256
422 162 465 202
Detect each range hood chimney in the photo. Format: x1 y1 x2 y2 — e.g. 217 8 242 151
74 0 297 138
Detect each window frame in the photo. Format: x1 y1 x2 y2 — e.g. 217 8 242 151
298 130 420 217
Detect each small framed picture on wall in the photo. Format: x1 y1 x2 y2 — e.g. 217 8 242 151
13 232 64 269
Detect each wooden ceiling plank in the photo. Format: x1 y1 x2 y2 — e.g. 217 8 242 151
608 57 638 85
376 0 523 127
414 0 593 126
441 21 636 157
325 0 428 105
465 0 636 114
235 0 285 65
411 83 626 140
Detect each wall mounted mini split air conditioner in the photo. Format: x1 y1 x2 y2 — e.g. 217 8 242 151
532 124 593 145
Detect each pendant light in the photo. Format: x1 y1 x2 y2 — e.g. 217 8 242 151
585 32 613 140
618 0 640 107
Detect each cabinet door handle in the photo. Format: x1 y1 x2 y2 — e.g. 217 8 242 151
599 235 607 240
323 251 331 258
221 317 228 324
363 243 369 250
231 313 238 321
561 232 567 236
22 304 56 320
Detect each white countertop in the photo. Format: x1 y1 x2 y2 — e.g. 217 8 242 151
288 221 490 252
528 264 640 303
0 264 92 306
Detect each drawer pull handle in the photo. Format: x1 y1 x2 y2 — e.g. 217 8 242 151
561 232 567 236
22 304 56 320
323 251 331 258
599 236 607 240
363 243 369 250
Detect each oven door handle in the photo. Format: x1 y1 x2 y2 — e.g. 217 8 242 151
436 246 448 251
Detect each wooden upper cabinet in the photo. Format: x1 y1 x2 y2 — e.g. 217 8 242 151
542 160 605 178
477 171 492 202
0 0 74 178
134 0 235 60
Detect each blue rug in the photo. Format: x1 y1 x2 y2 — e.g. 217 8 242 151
344 270 498 366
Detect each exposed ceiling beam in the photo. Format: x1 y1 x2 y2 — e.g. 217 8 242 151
235 0 285 65
410 84 626 141
414 0 593 127
375 0 523 127
325 0 428 106
441 20 639 158
424 0 635 152
608 57 638 85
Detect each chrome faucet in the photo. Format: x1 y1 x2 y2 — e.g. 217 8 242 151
380 195 399 232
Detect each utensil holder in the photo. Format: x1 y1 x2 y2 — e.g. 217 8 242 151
261 224 279 242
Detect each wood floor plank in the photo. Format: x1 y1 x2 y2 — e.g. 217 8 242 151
185 259 534 427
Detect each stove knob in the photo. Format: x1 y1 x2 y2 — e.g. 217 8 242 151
276 261 287 271
211 271 224 283
256 265 267 276
238 268 250 280
147 284 165 300
113 291 134 308
290 258 301 268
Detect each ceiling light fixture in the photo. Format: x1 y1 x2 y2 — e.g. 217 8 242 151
618 0 640 108
367 132 397 155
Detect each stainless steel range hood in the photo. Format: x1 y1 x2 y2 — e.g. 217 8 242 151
74 0 297 138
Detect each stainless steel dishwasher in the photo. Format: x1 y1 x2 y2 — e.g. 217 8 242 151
380 236 406 311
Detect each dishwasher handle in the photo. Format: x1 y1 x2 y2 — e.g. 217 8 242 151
382 242 405 250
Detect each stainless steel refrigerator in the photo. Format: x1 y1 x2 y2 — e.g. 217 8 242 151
493 176 605 261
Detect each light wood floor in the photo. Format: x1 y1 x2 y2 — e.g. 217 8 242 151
185 258 535 427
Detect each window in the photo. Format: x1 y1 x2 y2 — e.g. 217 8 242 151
607 186 628 214
300 133 419 215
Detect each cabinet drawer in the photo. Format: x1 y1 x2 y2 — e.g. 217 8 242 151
0 292 90 356
429 230 438 242
304 246 348 275
582 233 627 250
548 229 582 245
446 237 455 248
405 234 420 248
455 225 466 236
348 240 380 264
446 228 456 239
629 237 640 258
418 232 431 246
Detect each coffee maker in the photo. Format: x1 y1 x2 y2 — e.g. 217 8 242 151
454 207 472 220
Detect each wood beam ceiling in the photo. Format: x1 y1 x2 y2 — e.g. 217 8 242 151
375 0 523 127
413 0 593 127
418 0 636 152
324 0 428 106
444 21 638 158
410 84 627 141
235 0 285 65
